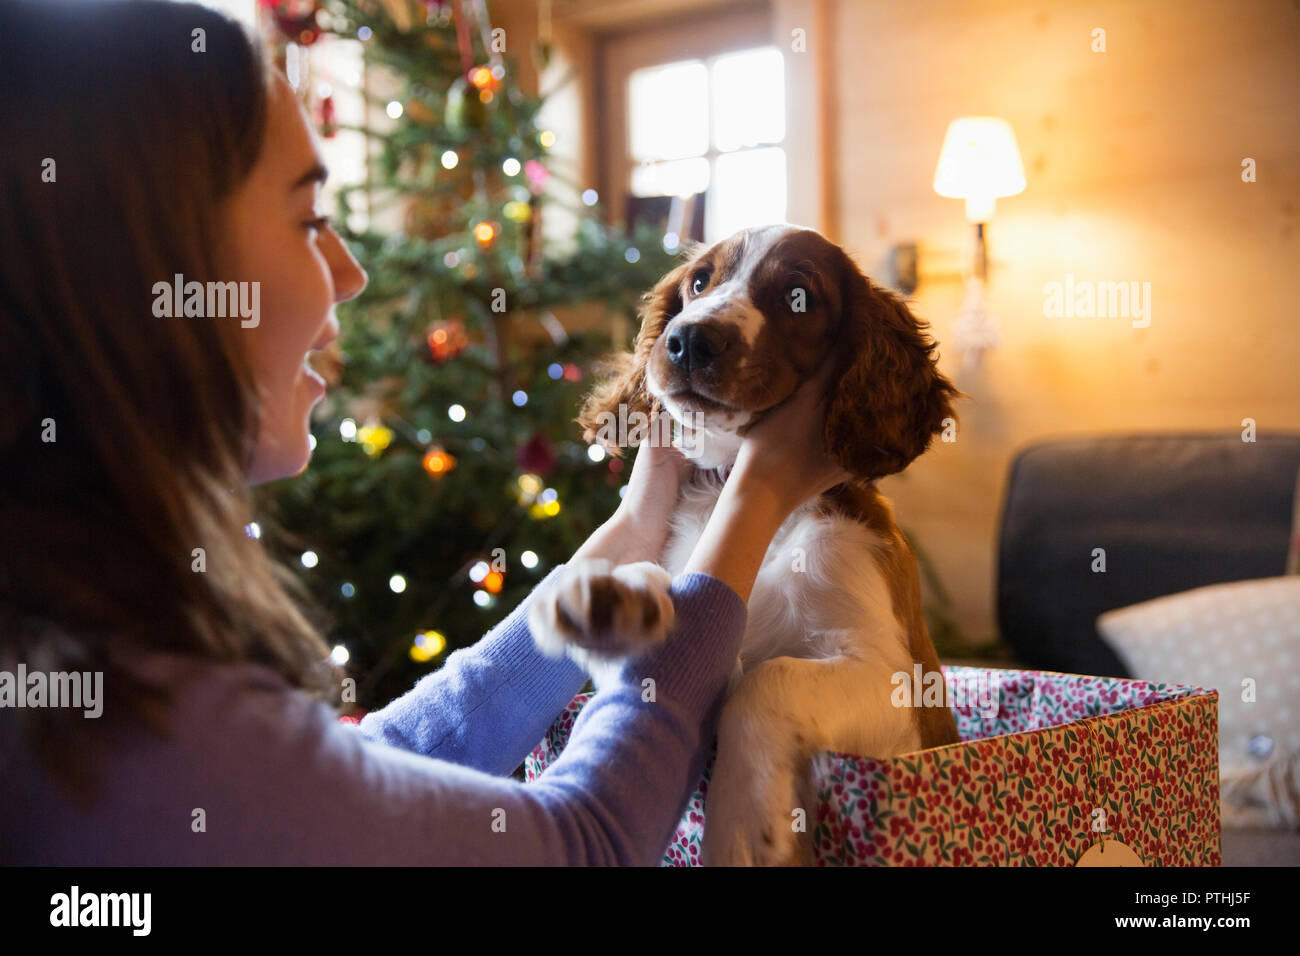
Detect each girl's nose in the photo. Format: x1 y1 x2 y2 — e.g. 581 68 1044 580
325 229 367 303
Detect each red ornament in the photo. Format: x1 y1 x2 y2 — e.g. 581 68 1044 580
264 0 321 45
427 319 469 363
466 64 501 95
516 432 556 476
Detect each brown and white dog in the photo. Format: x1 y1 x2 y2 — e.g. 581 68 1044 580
528 224 962 866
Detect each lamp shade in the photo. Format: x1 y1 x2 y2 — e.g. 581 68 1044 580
933 117 1026 218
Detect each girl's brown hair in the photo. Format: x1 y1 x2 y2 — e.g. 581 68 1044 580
0 0 341 801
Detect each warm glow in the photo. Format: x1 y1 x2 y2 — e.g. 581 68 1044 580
529 499 561 519
933 117 1026 221
410 630 446 663
357 423 393 458
422 447 456 477
482 570 504 594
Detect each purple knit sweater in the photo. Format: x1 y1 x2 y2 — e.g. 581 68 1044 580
0 565 747 865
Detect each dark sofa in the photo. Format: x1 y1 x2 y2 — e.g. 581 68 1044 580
995 432 1300 678
992 432 1300 865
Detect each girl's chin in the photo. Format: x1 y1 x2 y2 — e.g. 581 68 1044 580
248 437 312 484
247 419 316 487
247 373 326 484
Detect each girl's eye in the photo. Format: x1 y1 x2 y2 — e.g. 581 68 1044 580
690 271 711 295
303 215 330 234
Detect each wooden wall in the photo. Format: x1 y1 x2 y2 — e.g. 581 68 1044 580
812 0 1300 647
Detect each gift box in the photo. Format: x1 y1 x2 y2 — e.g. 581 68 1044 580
523 666 1220 866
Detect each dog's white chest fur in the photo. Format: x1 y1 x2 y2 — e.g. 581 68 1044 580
660 470 915 690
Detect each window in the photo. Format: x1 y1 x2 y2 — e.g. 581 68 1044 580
626 46 786 242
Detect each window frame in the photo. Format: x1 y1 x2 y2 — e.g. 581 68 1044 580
593 1 778 238
626 47 789 243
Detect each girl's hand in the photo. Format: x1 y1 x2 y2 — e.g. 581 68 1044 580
569 412 695 569
728 361 852 518
611 414 696 544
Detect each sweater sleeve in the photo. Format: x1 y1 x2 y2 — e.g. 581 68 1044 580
355 562 589 776
1 571 749 866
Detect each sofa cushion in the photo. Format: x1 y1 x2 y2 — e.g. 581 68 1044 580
996 433 1300 677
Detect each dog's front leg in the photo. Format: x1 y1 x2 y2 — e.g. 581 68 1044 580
701 653 922 867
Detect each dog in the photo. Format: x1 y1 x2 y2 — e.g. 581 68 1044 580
528 224 963 866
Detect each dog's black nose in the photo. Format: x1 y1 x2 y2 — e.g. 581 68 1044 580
666 323 727 370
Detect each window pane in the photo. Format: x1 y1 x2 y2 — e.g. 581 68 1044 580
630 158 711 198
628 60 709 162
710 48 784 152
708 147 786 241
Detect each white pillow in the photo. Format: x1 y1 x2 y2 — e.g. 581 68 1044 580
1097 577 1300 830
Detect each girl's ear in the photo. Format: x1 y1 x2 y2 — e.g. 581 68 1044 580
824 258 964 480
575 257 695 455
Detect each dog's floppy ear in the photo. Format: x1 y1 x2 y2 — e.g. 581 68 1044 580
824 252 963 480
575 257 695 456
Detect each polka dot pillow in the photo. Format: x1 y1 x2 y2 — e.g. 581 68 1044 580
1097 577 1300 830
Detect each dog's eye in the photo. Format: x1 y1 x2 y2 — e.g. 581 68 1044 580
785 286 814 313
691 270 711 296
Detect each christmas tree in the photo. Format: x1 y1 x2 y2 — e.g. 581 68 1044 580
251 0 681 712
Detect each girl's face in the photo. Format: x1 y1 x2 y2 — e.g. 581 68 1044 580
226 74 367 485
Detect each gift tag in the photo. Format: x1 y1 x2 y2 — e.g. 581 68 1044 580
1075 840 1145 867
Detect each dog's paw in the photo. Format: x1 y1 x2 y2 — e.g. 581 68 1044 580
528 558 674 663
702 752 814 867
701 704 819 867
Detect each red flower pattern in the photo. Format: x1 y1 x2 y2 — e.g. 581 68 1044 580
517 667 1220 866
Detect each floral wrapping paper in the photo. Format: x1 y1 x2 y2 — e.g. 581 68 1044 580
522 666 1220 866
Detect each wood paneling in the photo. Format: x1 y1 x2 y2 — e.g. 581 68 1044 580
830 0 1300 648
